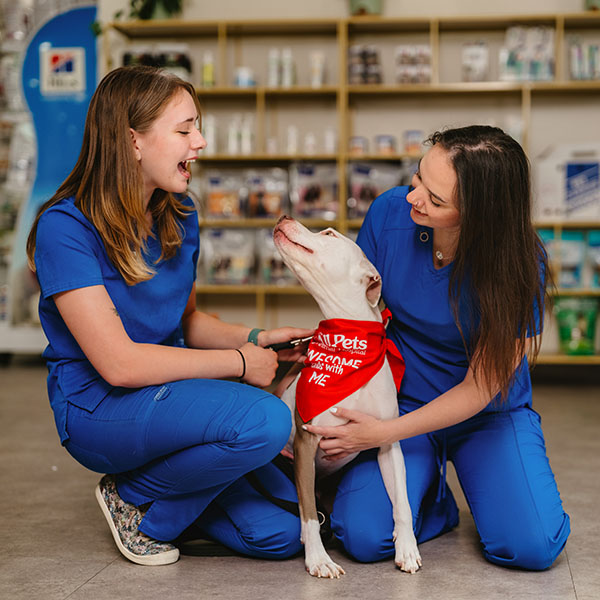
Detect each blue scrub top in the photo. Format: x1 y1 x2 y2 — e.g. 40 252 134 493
357 186 534 411
34 195 199 443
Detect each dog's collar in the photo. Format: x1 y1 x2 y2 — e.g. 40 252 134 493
296 316 404 423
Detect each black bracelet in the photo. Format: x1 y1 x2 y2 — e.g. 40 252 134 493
235 349 246 380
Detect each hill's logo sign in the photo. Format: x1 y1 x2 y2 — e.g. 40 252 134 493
40 46 86 95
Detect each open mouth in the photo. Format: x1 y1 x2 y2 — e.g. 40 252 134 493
273 226 314 254
177 159 195 179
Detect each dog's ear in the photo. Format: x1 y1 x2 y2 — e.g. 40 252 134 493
365 272 382 308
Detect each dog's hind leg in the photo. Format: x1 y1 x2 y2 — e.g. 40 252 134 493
377 443 422 573
294 411 345 578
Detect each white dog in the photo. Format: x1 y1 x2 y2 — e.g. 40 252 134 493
273 216 421 578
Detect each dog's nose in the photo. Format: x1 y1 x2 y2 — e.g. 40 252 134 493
276 215 293 225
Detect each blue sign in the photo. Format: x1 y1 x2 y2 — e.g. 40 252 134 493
11 5 97 283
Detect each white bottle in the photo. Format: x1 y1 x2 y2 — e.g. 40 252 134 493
227 113 242 155
286 125 298 155
267 47 281 87
203 113 216 155
240 113 254 155
281 47 296 88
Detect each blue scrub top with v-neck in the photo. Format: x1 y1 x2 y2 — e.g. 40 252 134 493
356 186 535 411
33 195 199 443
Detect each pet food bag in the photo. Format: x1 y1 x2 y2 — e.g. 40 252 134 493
200 229 255 284
553 296 599 355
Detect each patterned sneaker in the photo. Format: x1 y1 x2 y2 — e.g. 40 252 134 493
95 474 180 566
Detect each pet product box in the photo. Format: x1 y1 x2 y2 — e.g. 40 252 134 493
534 143 600 222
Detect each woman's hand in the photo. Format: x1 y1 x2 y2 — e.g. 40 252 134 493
238 342 279 388
303 407 394 461
258 327 314 363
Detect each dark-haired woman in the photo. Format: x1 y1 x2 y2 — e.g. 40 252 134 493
305 125 570 570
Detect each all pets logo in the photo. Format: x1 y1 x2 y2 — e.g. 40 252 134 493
40 47 86 96
313 331 368 352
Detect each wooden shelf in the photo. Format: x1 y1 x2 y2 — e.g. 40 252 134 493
198 217 335 229
196 283 307 294
537 353 600 365
197 154 338 163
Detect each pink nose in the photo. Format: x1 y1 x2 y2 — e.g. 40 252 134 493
276 215 293 225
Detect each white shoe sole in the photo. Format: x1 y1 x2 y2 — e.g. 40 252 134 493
95 482 180 566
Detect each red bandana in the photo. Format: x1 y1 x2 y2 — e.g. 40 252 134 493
295 314 405 423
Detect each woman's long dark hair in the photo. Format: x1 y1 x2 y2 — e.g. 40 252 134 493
428 125 552 402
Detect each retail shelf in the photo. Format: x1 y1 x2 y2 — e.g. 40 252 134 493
196 154 338 163
0 322 47 354
537 353 600 365
196 283 306 295
198 217 335 229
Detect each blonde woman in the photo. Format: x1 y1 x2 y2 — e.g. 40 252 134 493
27 66 311 565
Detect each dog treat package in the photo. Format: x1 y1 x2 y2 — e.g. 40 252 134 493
256 229 298 285
347 162 401 219
200 228 255 284
202 170 245 219
289 162 338 220
246 168 289 218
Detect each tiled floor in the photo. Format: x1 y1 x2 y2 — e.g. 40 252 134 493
1 357 599 600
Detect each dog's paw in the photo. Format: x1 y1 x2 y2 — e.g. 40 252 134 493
394 544 422 574
305 553 346 579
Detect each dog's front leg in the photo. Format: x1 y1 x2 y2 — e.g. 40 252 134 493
377 443 422 573
294 411 345 578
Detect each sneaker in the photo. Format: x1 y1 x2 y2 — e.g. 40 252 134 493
95 474 180 566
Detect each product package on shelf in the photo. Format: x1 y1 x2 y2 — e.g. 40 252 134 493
534 143 600 222
289 162 338 220
256 229 297 285
122 44 193 82
559 231 586 288
553 296 599 355
499 26 554 82
202 171 245 219
348 44 382 84
461 41 489 82
395 44 431 84
347 162 402 219
569 39 600 81
246 168 289 218
200 229 255 284
587 230 600 289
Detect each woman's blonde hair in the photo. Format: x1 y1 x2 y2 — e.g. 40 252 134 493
27 66 201 285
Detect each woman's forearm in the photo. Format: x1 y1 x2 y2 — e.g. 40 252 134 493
183 310 251 349
385 375 492 444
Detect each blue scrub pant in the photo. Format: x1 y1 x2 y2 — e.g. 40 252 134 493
331 404 570 571
64 378 301 555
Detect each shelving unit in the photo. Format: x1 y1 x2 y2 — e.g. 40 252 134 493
106 13 600 361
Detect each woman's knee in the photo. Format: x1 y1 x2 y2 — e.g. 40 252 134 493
334 519 392 563
241 512 302 559
235 394 292 460
483 515 570 571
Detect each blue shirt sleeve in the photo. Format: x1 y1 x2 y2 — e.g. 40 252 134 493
35 204 105 299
